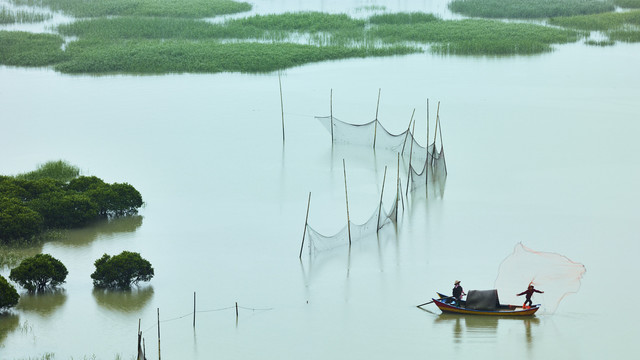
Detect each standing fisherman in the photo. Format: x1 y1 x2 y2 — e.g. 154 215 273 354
452 280 466 305
517 284 544 308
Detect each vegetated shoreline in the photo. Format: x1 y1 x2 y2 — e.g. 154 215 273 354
0 0 638 74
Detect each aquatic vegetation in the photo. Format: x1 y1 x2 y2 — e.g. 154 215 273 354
548 9 640 30
56 39 420 74
8 0 251 18
615 0 640 8
372 19 581 55
369 12 440 25
0 31 67 67
14 160 80 182
448 0 615 19
0 6 52 24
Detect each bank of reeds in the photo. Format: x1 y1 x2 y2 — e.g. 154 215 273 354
615 0 640 8
0 7 52 24
8 0 251 18
13 160 80 182
0 31 67 66
448 0 615 19
55 39 420 74
548 10 640 31
371 19 581 55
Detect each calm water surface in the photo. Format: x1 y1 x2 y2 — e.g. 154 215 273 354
1 2 640 359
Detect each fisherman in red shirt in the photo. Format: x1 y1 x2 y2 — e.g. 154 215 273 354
517 284 544 307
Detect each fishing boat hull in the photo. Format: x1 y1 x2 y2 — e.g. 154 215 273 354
432 297 540 316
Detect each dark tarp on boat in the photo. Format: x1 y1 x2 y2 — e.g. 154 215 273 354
466 289 500 310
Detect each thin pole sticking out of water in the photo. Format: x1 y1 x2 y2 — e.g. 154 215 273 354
299 192 311 259
432 102 440 168
377 166 388 231
437 106 447 175
343 159 351 246
401 109 415 155
279 71 285 143
373 88 381 149
157 308 161 360
396 153 400 222
193 292 196 328
330 89 334 143
426 99 429 198
406 119 416 199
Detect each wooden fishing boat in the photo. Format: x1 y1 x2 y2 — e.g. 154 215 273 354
430 289 540 316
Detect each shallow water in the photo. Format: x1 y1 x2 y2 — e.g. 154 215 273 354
1 2 640 359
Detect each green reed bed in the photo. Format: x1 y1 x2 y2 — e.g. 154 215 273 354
371 19 581 55
0 31 67 66
13 160 80 182
549 10 640 30
448 0 615 19
369 12 440 25
55 39 420 74
229 12 366 33
8 0 251 18
615 0 640 8
0 7 52 24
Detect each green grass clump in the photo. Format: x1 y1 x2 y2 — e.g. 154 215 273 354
55 39 420 74
369 12 440 25
585 39 616 46
9 0 251 18
371 19 580 55
0 7 52 24
549 9 640 30
448 0 615 19
229 12 366 33
14 160 80 182
0 31 68 66
615 0 640 8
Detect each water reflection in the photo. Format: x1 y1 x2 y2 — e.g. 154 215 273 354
0 313 20 346
16 289 67 316
435 314 540 345
92 286 154 313
56 215 144 248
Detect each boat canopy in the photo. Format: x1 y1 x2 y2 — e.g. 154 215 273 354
466 289 500 310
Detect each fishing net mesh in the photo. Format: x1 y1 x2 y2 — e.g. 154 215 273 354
494 243 586 314
301 115 446 256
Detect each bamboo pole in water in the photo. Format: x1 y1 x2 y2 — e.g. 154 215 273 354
299 192 312 259
373 88 381 149
193 292 196 328
426 99 429 198
157 308 161 360
406 119 416 199
279 71 285 142
377 166 387 231
401 109 415 155
330 89 334 143
343 159 351 246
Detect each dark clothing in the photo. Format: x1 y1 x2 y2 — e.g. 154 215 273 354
517 288 543 306
453 285 464 300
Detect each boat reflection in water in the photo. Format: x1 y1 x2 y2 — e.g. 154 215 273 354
434 313 540 346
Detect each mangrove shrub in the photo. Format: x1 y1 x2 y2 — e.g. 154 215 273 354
0 275 20 310
9 254 68 292
91 251 154 289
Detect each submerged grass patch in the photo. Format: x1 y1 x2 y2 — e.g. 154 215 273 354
55 39 420 74
0 31 67 66
549 9 640 30
372 19 581 55
448 0 615 19
0 7 52 24
9 0 251 18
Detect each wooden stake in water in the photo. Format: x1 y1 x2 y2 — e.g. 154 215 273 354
157 308 161 360
343 159 351 246
373 88 381 149
193 291 196 328
426 99 430 197
235 302 239 320
299 192 312 259
330 89 334 143
279 71 285 142
377 166 388 231
406 119 416 199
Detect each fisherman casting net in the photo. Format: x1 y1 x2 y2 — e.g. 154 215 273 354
494 243 586 314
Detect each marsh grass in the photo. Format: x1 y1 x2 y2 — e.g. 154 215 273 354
13 160 80 182
0 7 52 24
615 0 640 8
9 0 251 18
585 38 616 45
548 9 640 30
0 31 67 66
448 0 615 19
56 39 420 74
372 19 580 55
369 12 440 25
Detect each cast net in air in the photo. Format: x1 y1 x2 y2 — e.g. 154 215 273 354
494 243 587 314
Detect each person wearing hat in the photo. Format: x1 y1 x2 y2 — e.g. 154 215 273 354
517 284 544 307
452 280 466 305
